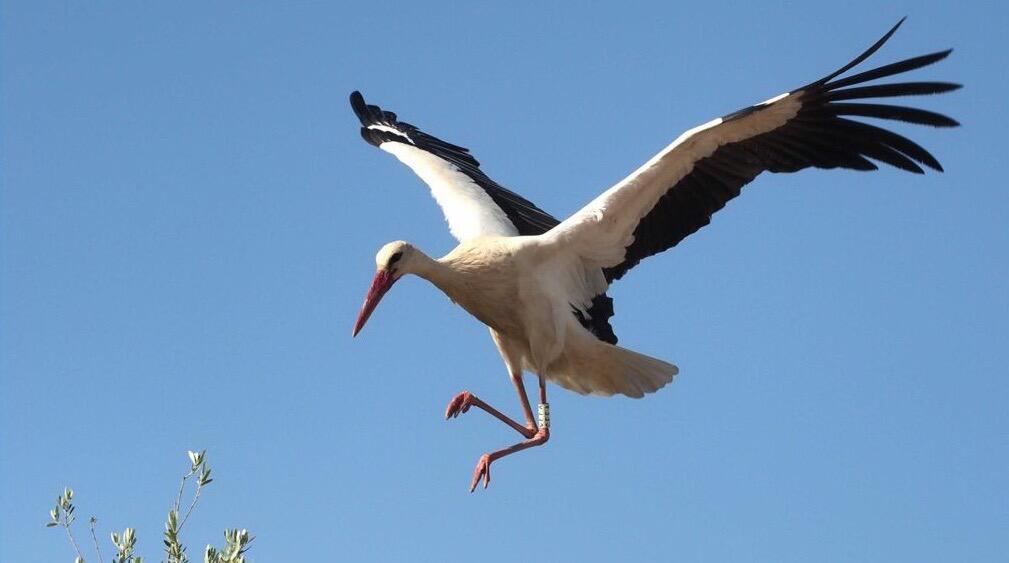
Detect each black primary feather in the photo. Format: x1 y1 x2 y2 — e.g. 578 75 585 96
604 19 960 282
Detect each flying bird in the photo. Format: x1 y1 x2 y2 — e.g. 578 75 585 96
348 19 959 492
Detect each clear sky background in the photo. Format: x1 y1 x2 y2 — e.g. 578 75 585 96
2 2 1006 562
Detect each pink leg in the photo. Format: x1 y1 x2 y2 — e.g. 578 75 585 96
445 371 537 438
468 375 551 492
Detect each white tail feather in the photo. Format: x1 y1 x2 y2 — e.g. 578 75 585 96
546 339 678 398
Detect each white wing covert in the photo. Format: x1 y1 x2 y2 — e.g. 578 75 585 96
350 92 559 241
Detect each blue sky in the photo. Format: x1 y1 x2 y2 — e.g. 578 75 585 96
2 2 1006 561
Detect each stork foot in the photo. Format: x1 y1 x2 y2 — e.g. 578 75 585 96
470 454 491 492
468 427 550 493
444 391 475 419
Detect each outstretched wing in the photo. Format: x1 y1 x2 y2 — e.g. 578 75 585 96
547 18 959 283
350 91 558 240
350 91 620 343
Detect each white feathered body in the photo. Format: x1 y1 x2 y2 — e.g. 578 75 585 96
428 237 677 398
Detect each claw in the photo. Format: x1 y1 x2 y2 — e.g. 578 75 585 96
470 454 491 492
445 391 474 420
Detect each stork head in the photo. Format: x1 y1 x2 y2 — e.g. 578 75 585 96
352 241 418 337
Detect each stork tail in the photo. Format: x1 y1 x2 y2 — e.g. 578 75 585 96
547 339 678 399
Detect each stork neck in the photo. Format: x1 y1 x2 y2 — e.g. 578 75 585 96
412 253 461 296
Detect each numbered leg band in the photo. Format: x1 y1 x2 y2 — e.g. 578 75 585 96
538 402 550 429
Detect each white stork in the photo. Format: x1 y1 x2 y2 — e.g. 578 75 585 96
349 19 959 492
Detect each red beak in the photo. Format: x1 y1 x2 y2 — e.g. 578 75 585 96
352 269 397 337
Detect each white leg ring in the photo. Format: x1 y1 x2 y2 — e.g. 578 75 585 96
537 402 550 429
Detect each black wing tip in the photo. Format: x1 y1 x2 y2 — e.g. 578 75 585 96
349 90 370 124
874 17 908 50
930 81 963 96
924 48 955 65
939 115 961 128
884 16 907 42
801 17 911 91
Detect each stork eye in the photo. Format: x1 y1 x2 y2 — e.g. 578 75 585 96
388 251 403 265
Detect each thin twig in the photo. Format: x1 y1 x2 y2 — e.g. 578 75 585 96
63 521 84 560
178 482 203 531
173 473 190 514
89 519 104 563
